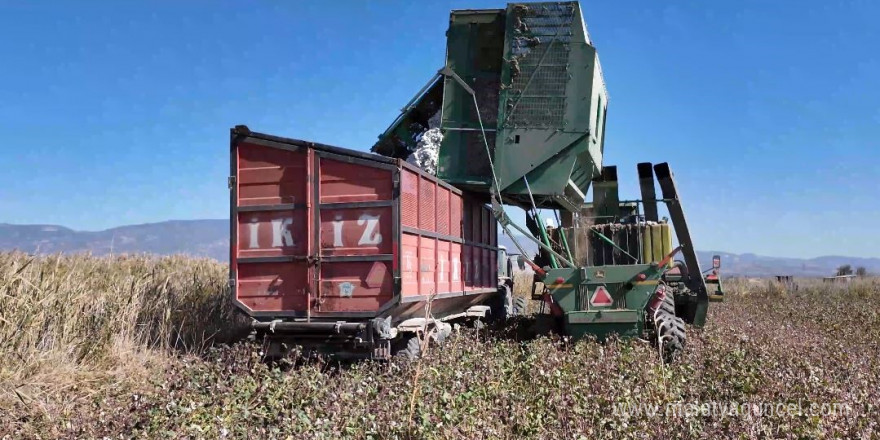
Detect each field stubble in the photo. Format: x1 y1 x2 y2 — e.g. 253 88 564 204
1 252 879 438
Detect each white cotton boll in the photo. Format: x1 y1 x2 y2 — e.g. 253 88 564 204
406 128 442 175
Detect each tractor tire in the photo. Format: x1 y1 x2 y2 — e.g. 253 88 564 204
512 297 528 316
653 306 686 362
392 335 422 360
660 290 676 315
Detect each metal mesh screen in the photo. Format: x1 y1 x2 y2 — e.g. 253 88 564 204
437 188 450 235
401 171 419 228
419 177 436 232
472 203 482 243
462 199 473 241
507 97 566 127
450 197 462 238
504 2 575 128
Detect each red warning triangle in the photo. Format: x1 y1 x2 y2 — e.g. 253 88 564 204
590 286 613 306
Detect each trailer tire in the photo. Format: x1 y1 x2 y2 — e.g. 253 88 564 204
393 335 422 360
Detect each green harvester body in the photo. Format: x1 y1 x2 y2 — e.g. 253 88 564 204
373 1 719 345
544 264 663 340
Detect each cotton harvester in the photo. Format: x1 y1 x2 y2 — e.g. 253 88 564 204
372 1 723 358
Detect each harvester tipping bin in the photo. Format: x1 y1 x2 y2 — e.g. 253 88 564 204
372 1 605 213
373 1 721 359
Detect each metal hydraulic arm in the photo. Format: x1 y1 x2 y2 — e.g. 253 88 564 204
653 162 709 327
637 162 659 222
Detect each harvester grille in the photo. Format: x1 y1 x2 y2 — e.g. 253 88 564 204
504 2 575 128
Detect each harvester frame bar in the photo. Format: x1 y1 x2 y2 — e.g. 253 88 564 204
523 175 559 269
493 197 576 269
637 162 660 222
653 162 709 326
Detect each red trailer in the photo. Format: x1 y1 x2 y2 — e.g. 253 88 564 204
229 126 505 358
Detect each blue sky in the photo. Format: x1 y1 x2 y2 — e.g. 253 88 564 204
1 1 878 258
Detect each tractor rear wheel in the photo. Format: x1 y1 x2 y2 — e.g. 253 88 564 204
660 291 676 315
654 307 686 362
651 291 686 362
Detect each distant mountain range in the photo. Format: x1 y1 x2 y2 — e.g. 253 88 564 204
1 220 877 277
0 220 228 261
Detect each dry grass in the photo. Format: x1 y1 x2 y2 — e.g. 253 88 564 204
512 270 533 299
0 252 245 419
2 253 879 438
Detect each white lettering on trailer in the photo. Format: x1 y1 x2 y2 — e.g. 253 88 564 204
332 215 344 247
452 257 461 281
438 256 447 282
357 214 382 246
404 251 415 272
247 218 260 249
271 218 295 248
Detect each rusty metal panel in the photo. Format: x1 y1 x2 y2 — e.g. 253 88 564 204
450 241 463 292
419 176 436 232
319 207 392 256
473 247 484 288
477 246 486 288
437 187 450 236
237 262 309 312
236 210 309 259
472 202 482 244
401 233 420 297
319 260 392 312
489 210 497 247
436 240 451 295
401 169 419 228
233 140 314 315
419 236 436 295
237 143 308 206
319 158 393 203
313 154 395 313
463 245 473 290
231 128 501 322
481 204 490 246
450 196 462 238
462 199 473 242
489 250 497 287
482 246 491 287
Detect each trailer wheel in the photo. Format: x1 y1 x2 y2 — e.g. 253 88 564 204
392 334 422 360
